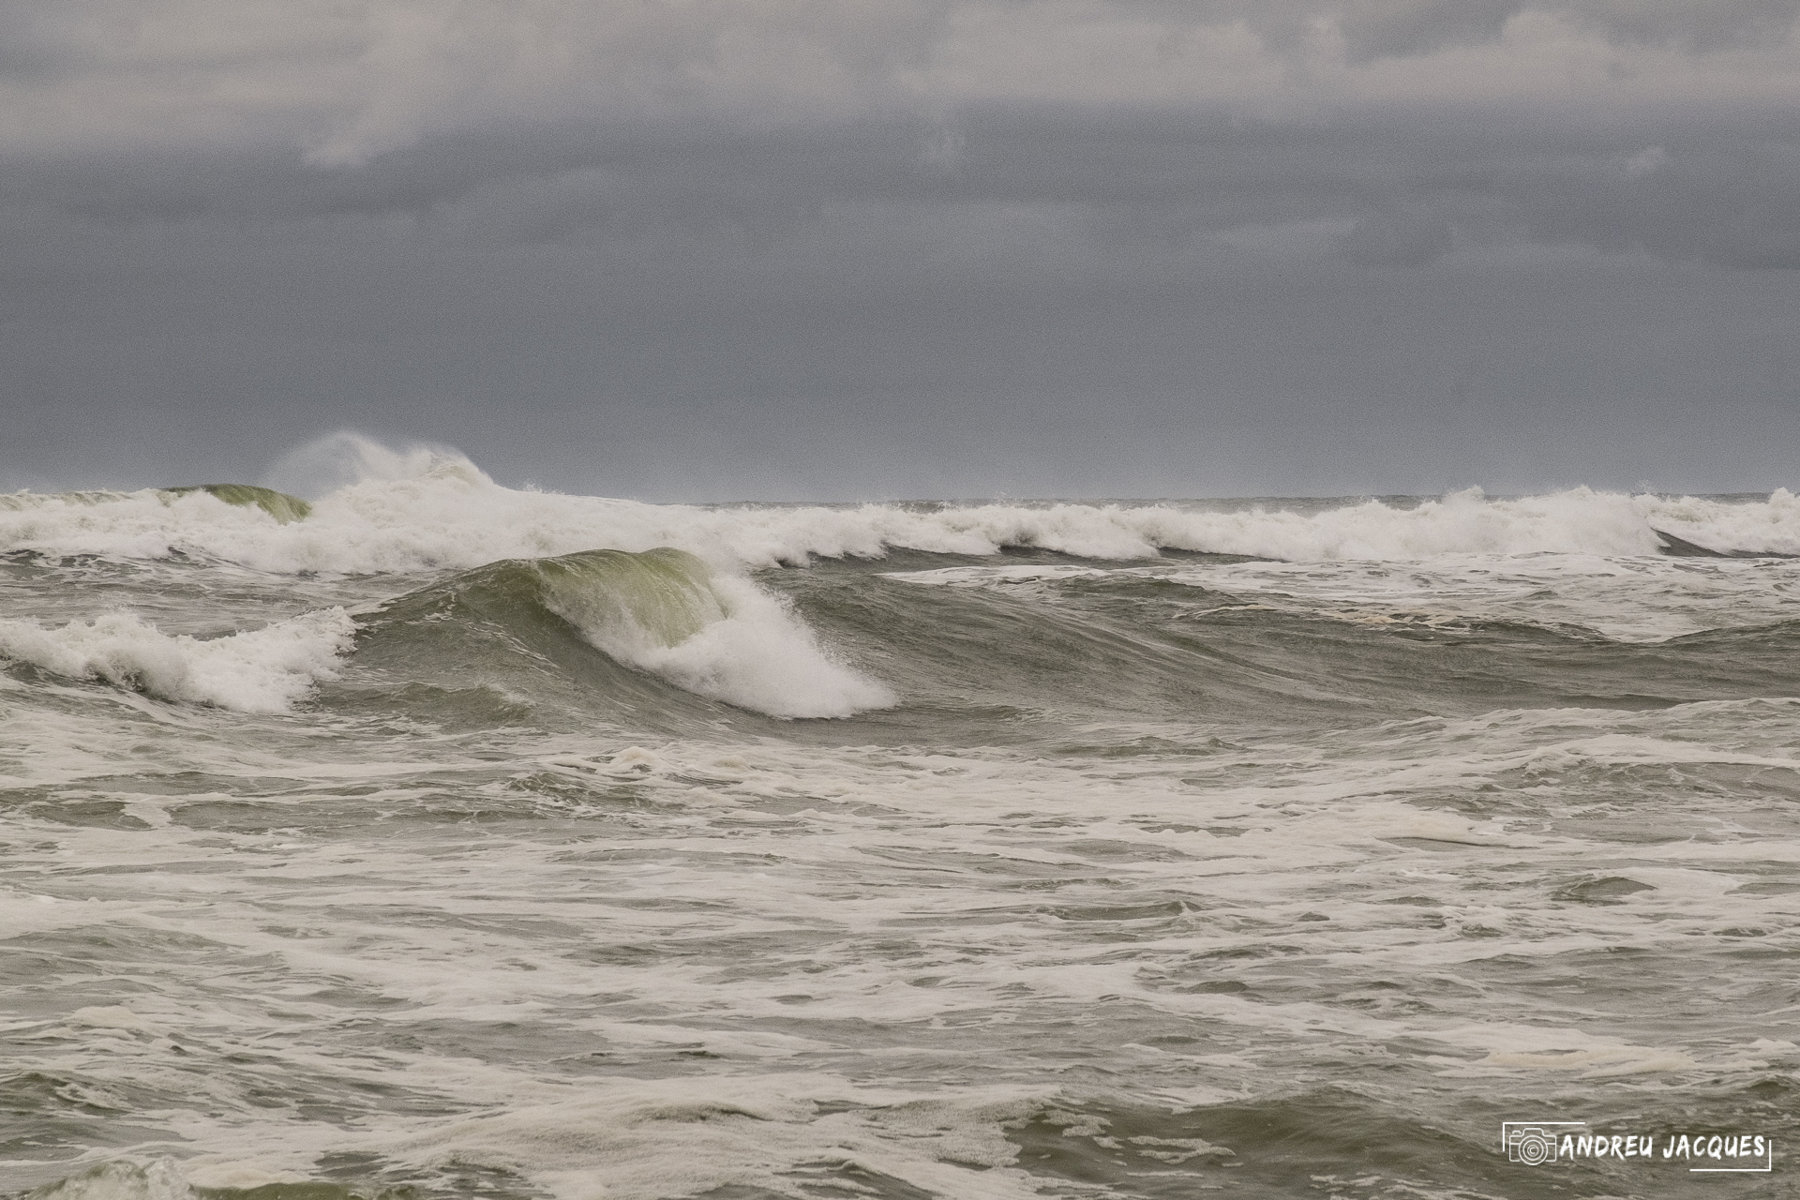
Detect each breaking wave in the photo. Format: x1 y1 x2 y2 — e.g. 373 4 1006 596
4 435 1800 572
0 548 890 719
0 608 355 713
528 547 893 718
368 547 893 720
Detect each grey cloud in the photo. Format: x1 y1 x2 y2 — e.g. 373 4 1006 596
1481 136 1800 268
6 105 1799 374
1559 0 1800 51
1154 1 1800 56
1338 207 1454 266
1328 0 1800 58
4 3 1796 167
1254 0 1522 60
3 2 1800 499
6 88 1799 287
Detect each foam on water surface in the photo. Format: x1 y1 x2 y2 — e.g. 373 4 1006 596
6 435 1800 574
532 548 894 718
888 553 1800 641
0 608 355 712
4 437 1799 1200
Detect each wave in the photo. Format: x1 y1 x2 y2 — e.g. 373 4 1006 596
367 547 893 720
758 555 1800 738
6 436 1800 572
0 608 354 713
162 483 312 523
530 547 893 718
0 542 887 720
881 551 1800 644
16 1160 190 1200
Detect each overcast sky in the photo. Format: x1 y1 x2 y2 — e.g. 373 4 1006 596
4 1 1799 499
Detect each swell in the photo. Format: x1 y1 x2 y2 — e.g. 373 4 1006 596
10 544 1798 738
341 547 891 729
0 546 892 725
754 561 1800 741
7 453 1800 572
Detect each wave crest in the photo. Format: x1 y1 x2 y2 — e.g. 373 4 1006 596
535 548 893 719
8 438 1800 572
0 609 355 713
375 547 894 720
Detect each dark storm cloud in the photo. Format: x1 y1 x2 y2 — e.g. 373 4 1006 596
1330 1 1795 57
2 2 1799 496
13 101 1797 273
1153 1 1799 55
6 2 1797 267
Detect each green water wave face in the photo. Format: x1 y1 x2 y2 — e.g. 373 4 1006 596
339 546 740 733
747 554 1800 748
530 546 724 648
10 536 1800 741
0 485 312 523
161 485 313 524
6 465 1800 1200
341 545 890 725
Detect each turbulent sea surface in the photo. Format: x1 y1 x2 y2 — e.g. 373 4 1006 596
3 445 1798 1199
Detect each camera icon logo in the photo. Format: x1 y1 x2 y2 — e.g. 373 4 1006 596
1502 1121 1585 1166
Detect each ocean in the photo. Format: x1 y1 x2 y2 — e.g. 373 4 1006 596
2 444 1796 1199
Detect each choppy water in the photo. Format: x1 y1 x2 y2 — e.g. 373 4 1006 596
3 441 1797 1199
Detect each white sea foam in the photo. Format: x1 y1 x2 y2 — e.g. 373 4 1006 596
371 1077 1044 1200
7 694 1796 1196
887 553 1800 641
542 560 894 718
6 435 1800 573
0 609 355 713
17 1160 195 1200
622 574 895 719
12 439 1800 1200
